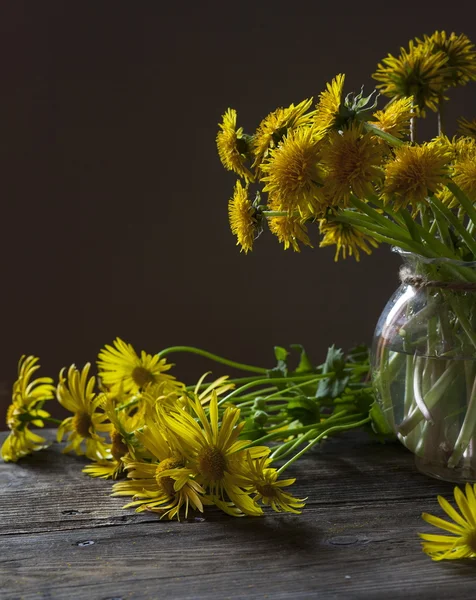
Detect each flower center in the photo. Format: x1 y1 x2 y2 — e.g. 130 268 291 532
256 483 277 499
155 457 183 497
132 366 156 388
198 446 227 481
465 530 476 554
111 430 128 461
73 412 92 438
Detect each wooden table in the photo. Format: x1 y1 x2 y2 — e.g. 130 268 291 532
2 429 476 600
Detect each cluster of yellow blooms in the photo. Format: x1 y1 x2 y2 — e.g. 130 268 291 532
1 340 305 520
6 343 476 559
217 31 476 261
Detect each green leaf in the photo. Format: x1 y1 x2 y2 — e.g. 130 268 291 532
274 346 289 363
241 417 266 441
266 365 287 380
290 344 314 374
252 410 268 427
400 209 422 243
354 389 374 415
287 396 320 425
316 345 348 400
368 401 396 442
266 346 289 381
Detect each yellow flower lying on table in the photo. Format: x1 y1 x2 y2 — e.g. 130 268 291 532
82 390 142 479
112 419 208 520
1 339 380 521
113 392 306 519
56 363 112 460
420 484 476 560
1 356 55 462
97 337 181 395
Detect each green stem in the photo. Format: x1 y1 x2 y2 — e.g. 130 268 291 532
231 387 279 401
429 203 453 252
349 194 410 239
373 346 397 432
186 376 270 391
400 208 422 243
217 375 331 407
44 417 63 425
276 417 371 475
333 214 421 253
367 193 406 227
244 411 356 447
449 296 476 350
448 376 476 468
420 206 431 232
437 98 445 136
157 346 268 375
398 361 459 436
341 201 457 260
271 428 320 461
430 195 476 257
336 211 399 236
410 116 417 143
363 122 404 147
262 211 290 217
446 183 476 231
394 207 461 259
117 397 139 412
403 350 416 448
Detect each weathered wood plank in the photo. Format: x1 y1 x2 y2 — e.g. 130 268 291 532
2 430 473 600
0 430 456 535
1 500 476 600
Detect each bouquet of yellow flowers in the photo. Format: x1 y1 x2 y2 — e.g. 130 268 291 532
1 339 385 520
217 31 476 261
217 30 476 559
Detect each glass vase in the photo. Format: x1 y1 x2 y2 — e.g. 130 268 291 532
371 249 476 483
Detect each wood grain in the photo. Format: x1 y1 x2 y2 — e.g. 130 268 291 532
1 430 475 600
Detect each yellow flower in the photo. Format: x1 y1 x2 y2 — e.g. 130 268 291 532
433 136 474 208
56 363 111 460
216 108 254 182
373 40 448 115
319 218 379 261
260 126 325 216
1 356 55 462
162 392 269 516
420 484 476 560
313 74 345 133
82 391 142 479
97 337 181 395
452 137 476 202
419 31 476 89
228 181 258 253
252 98 313 170
188 373 235 406
383 141 452 210
112 420 206 520
320 124 384 207
370 96 414 141
242 455 306 514
458 117 476 139
268 214 313 252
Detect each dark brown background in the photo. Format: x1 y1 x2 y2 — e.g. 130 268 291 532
1 1 476 426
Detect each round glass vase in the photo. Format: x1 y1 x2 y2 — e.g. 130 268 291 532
371 249 476 483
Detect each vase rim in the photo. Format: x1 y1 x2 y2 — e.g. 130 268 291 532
392 247 476 268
